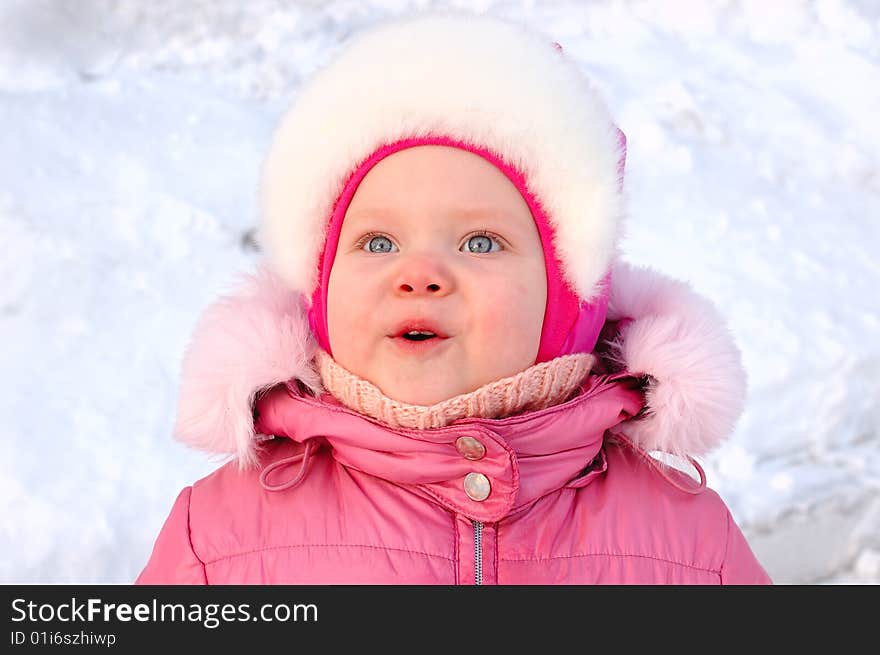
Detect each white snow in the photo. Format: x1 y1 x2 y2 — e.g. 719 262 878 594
1 0 878 584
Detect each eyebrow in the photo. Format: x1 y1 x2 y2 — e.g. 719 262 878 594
345 206 526 224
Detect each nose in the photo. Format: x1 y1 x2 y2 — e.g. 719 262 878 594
393 255 454 297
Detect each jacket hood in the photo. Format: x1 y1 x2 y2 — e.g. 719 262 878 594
173 261 746 469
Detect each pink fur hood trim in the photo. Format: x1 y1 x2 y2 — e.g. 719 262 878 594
173 261 746 468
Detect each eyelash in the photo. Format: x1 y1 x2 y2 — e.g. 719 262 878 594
354 230 506 252
354 231 390 251
467 230 505 251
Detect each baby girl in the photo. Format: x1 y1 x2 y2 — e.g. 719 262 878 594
137 13 770 584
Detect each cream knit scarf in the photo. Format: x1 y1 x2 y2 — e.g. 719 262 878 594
314 348 595 430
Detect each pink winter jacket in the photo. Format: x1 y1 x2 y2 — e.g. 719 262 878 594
136 262 771 585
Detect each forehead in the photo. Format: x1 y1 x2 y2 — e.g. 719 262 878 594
342 145 534 228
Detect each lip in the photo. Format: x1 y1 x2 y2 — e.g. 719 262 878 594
388 333 453 356
387 319 452 356
388 320 450 339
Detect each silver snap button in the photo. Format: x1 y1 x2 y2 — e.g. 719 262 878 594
455 436 486 461
463 472 491 502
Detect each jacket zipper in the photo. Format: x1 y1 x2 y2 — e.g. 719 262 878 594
472 520 483 585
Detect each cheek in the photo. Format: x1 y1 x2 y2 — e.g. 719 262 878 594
474 273 546 342
327 266 363 351
327 262 388 360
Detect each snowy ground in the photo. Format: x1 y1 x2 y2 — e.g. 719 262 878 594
1 0 878 584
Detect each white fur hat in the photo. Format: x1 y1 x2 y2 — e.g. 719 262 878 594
258 12 625 305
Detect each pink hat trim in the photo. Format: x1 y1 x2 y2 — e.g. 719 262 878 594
306 132 625 364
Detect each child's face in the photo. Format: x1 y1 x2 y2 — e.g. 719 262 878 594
327 145 547 405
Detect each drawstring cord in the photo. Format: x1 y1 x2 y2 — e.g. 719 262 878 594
259 440 319 492
611 431 707 495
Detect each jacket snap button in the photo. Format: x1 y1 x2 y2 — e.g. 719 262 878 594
463 472 491 501
455 436 486 460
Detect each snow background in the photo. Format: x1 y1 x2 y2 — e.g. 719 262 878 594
1 0 877 584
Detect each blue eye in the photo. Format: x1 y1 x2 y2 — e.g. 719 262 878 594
462 234 501 254
363 235 397 253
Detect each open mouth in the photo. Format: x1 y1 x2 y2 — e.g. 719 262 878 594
389 322 449 351
402 331 437 342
